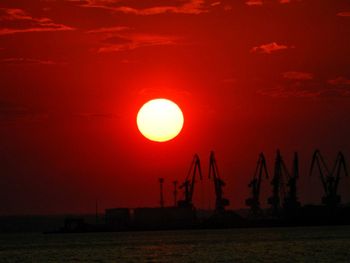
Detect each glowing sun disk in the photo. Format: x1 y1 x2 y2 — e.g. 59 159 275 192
137 98 184 142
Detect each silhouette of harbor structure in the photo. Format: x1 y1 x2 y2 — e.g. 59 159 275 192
58 150 350 233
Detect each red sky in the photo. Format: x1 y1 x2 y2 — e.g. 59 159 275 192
0 0 350 215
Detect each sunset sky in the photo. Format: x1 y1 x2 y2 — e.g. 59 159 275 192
1 0 350 215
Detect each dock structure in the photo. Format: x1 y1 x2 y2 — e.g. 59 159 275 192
57 150 350 233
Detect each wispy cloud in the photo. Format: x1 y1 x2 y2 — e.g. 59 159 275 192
246 0 297 6
211 2 221 7
257 87 320 98
137 87 191 97
73 112 119 119
337 12 350 17
96 32 180 53
86 25 181 53
0 8 74 35
1 58 57 65
245 0 263 6
0 100 48 123
258 80 350 99
328 77 350 86
282 71 313 80
87 26 129 34
250 42 291 54
70 0 208 15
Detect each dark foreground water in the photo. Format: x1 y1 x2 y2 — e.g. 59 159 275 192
1 226 350 262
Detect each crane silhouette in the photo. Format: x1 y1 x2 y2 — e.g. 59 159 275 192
246 153 269 215
209 151 229 213
178 154 202 208
310 150 348 209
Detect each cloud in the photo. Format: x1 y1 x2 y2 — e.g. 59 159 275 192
211 2 221 7
250 42 291 54
86 25 180 53
1 58 58 65
246 0 299 6
73 112 119 119
282 71 313 80
337 12 350 17
96 33 180 53
87 26 129 34
0 27 73 35
0 8 74 35
245 0 263 6
258 73 350 98
257 87 350 98
137 87 191 97
257 87 321 98
328 77 350 86
257 80 350 99
70 0 208 15
0 100 48 123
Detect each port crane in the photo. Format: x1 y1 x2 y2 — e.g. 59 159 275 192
178 154 203 208
173 181 178 207
283 152 301 213
310 150 348 209
268 150 290 215
245 153 269 215
209 151 230 212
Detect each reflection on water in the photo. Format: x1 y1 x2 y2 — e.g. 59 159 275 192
1 226 350 262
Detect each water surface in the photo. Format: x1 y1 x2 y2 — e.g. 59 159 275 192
1 226 350 262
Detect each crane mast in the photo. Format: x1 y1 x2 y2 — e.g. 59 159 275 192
268 150 290 215
332 152 348 200
209 151 230 212
310 150 330 195
245 153 269 215
178 154 202 208
283 152 301 213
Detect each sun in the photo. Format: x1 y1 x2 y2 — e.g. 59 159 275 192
137 98 184 142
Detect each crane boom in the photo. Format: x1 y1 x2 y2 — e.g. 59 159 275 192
268 150 283 214
245 153 269 214
310 150 329 193
178 154 202 208
332 152 348 192
209 151 229 212
309 150 348 208
283 152 301 213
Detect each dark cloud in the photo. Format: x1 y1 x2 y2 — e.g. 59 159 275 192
282 71 313 80
257 86 320 98
73 112 119 119
96 32 180 53
69 0 208 15
0 101 48 123
87 26 129 34
328 77 350 86
0 8 75 35
337 12 350 17
258 80 350 98
1 58 57 65
137 87 191 97
86 25 181 53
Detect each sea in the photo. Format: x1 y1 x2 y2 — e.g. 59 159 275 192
1 226 350 262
